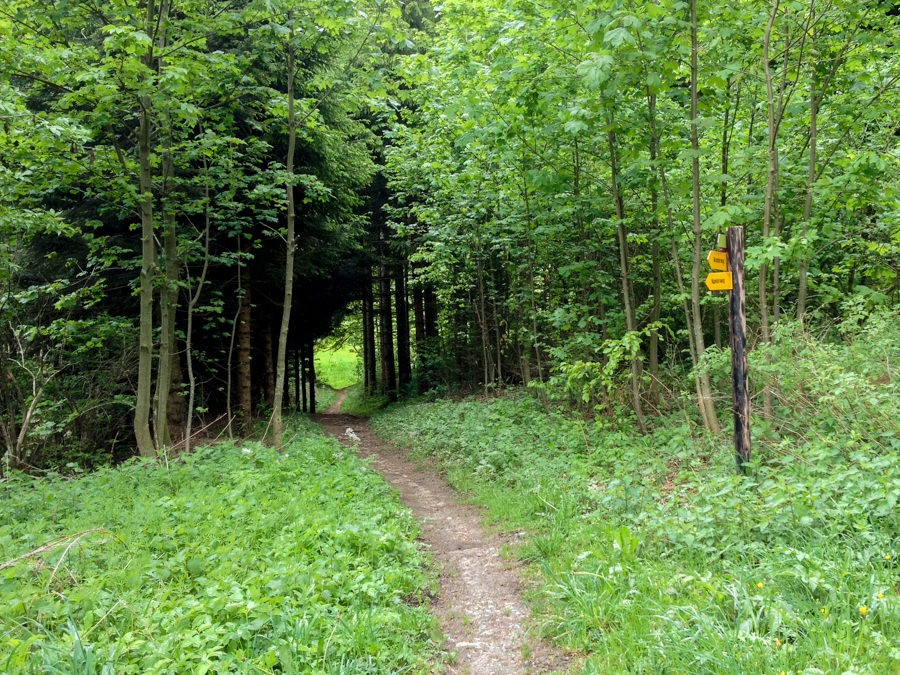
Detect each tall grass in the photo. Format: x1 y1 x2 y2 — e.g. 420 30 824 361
0 417 438 673
374 313 899 673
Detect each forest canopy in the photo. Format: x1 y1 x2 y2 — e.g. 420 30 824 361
1 0 898 469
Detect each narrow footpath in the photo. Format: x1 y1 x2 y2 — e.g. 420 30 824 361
316 393 571 674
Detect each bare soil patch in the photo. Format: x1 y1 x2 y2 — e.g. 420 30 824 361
316 404 571 674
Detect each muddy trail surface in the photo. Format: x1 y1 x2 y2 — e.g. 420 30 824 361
315 397 571 674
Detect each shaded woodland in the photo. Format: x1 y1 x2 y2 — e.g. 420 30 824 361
1 0 898 470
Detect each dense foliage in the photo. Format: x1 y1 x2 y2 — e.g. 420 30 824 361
373 315 899 672
384 0 900 430
2 0 898 465
0 419 437 672
0 0 412 466
1 0 898 668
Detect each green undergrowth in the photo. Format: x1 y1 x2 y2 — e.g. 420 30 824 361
314 384 339 413
373 330 899 672
0 417 438 673
339 384 389 417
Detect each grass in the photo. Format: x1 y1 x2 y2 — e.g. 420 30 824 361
0 417 438 673
372 317 900 673
315 345 360 390
314 384 338 412
339 384 390 417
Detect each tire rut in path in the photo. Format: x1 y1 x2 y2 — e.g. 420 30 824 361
316 410 570 674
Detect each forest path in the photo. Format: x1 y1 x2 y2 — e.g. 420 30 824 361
315 405 571 674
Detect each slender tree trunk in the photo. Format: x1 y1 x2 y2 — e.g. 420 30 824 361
760 1 779 343
152 0 177 451
225 238 244 439
413 277 425 347
293 349 300 409
607 122 647 433
648 241 662 404
797 51 817 321
307 339 316 415
474 252 493 388
646 92 663 406
714 79 738 352
155 205 178 450
300 345 307 412
270 19 299 447
492 259 504 384
236 281 252 429
522 180 545 383
134 0 157 458
379 260 397 399
395 258 412 390
263 325 275 407
411 269 428 393
184 169 212 455
424 286 438 339
760 0 780 418
689 0 721 434
363 279 377 395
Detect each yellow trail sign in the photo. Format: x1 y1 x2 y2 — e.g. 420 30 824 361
707 250 728 271
705 271 733 291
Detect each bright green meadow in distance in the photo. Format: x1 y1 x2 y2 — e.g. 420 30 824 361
315 345 360 391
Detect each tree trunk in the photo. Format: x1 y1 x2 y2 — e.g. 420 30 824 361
474 252 493 388
646 91 663 406
154 213 178 450
413 277 425 346
689 0 721 434
269 14 299 448
153 0 176 451
293 348 300 410
263 324 275 408
184 172 212 455
307 339 316 415
395 258 412 390
379 261 397 399
300 345 307 412
134 0 157 457
424 285 438 340
797 52 817 321
648 241 662 405
607 122 647 433
363 279 377 395
236 281 252 429
760 0 780 418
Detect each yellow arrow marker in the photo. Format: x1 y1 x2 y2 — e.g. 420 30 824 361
705 271 733 291
707 250 728 271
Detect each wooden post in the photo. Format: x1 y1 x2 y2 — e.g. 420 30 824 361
726 226 751 471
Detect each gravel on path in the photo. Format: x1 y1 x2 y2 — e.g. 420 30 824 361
316 401 572 674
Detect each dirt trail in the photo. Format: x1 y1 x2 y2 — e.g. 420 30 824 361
316 400 570 674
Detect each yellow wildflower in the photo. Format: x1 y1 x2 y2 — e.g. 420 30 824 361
859 605 868 618
877 593 884 599
885 554 892 560
775 638 782 648
756 582 764 589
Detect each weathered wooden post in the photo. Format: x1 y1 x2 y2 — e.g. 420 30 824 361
705 227 751 472
726 226 751 471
